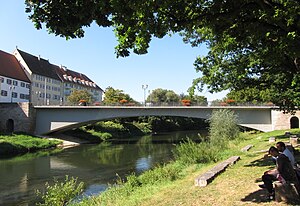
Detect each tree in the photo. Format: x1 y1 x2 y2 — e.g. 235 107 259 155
226 88 272 105
180 93 208 106
25 1 300 112
103 86 137 105
147 88 179 105
67 89 93 105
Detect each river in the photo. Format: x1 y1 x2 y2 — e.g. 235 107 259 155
0 130 204 206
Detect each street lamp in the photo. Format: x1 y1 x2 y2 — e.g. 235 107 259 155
142 84 148 106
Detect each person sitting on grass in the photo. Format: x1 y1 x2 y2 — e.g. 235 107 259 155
260 146 299 201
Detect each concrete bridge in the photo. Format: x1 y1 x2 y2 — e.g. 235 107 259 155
32 105 298 135
1 103 299 135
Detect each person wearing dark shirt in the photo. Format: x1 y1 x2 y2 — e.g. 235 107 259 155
260 146 299 201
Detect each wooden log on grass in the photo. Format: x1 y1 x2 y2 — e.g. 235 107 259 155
194 156 240 187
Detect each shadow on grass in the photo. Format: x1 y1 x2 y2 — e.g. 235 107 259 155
244 155 275 168
241 188 270 203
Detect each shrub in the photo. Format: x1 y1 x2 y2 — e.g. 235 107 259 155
173 138 220 165
208 109 240 147
138 162 183 185
36 176 84 206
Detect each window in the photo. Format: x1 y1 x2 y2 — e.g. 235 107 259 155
25 94 30 100
1 90 7 96
26 84 30 88
21 82 25 87
0 77 3 83
12 92 17 98
7 79 12 85
13 80 18 86
20 93 25 99
53 94 60 100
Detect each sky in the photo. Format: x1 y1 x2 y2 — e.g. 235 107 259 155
0 1 228 102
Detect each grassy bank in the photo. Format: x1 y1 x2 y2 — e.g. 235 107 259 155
0 133 61 157
72 129 300 206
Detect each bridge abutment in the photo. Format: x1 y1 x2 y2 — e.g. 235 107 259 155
272 110 300 130
0 103 36 134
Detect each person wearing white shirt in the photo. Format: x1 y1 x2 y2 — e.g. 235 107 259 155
276 141 295 167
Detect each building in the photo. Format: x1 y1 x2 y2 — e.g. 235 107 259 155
55 65 103 105
0 50 30 103
13 49 103 105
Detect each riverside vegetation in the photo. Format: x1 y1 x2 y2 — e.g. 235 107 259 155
36 109 298 206
0 133 61 157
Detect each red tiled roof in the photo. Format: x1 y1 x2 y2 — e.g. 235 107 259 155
0 50 30 82
55 66 103 91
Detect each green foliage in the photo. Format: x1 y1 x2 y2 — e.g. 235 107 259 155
138 162 184 185
103 87 137 105
97 162 184 205
67 89 93 105
147 116 207 133
226 87 272 104
0 134 60 156
87 129 113 141
180 93 208 105
208 109 240 146
173 138 220 165
24 0 300 111
36 176 84 206
147 88 180 105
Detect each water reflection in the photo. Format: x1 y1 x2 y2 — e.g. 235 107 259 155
0 130 204 206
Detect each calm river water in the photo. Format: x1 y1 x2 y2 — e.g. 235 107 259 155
0 130 204 206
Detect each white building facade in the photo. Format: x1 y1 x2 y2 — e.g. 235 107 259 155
0 50 30 103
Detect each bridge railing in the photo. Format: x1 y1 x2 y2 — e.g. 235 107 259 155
44 101 276 107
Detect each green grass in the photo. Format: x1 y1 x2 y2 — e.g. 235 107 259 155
0 134 61 157
72 129 300 206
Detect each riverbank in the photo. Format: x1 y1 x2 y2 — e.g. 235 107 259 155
75 129 300 206
0 133 61 157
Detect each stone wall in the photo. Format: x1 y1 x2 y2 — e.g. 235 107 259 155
272 110 300 130
0 103 35 134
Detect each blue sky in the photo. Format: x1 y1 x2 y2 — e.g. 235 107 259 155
0 1 227 102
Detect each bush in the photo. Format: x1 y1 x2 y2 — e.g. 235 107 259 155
36 176 84 206
173 138 220 165
208 109 240 146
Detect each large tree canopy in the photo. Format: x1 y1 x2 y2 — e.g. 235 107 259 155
25 0 300 112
